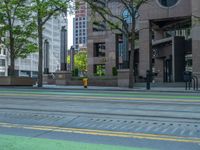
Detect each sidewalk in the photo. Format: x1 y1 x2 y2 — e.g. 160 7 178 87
40 84 200 93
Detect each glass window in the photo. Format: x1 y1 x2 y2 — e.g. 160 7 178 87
0 59 5 67
79 37 82 43
94 43 105 57
122 9 132 24
83 37 86 44
0 72 5 76
94 64 105 76
158 0 179 7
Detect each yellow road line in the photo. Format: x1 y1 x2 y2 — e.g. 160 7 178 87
0 93 200 103
0 122 199 144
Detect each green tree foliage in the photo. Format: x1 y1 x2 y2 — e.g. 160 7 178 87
83 0 149 88
30 0 73 87
0 0 38 76
74 50 87 73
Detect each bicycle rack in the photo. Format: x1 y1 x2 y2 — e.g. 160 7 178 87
192 75 199 91
185 74 199 91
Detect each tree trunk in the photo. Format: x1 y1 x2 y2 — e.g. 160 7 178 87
37 15 43 87
129 16 135 88
10 52 15 77
9 30 15 77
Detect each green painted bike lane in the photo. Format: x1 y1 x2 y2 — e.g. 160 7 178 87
0 134 153 150
0 88 200 100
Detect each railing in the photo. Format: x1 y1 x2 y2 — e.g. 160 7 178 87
185 75 199 91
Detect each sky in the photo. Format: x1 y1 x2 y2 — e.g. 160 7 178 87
67 14 74 49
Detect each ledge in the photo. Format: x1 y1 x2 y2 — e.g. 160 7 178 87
0 76 36 86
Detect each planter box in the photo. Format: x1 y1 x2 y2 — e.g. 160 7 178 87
118 69 133 87
54 71 72 85
43 74 55 85
0 77 36 86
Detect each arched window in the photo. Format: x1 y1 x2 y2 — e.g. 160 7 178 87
158 0 179 7
122 9 132 24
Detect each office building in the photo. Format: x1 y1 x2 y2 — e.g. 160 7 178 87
14 16 66 77
87 0 200 85
73 0 88 50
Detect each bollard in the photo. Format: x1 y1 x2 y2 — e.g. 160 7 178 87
82 78 88 88
146 70 151 90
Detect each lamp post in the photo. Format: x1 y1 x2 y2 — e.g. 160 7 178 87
44 39 49 74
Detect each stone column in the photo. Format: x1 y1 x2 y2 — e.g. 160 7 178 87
87 39 94 77
139 20 152 77
60 26 67 71
54 26 70 85
43 39 50 84
154 58 164 82
70 46 75 71
154 29 164 40
192 0 200 83
122 32 129 69
105 32 116 77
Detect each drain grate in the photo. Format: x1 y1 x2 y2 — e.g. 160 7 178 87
66 116 200 138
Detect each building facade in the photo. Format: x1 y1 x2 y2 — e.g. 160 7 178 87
0 41 8 76
87 0 200 85
73 0 88 50
138 0 199 82
14 16 65 77
87 0 119 78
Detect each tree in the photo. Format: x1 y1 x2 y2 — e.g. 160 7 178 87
0 0 38 76
84 0 149 88
74 50 87 75
30 0 72 87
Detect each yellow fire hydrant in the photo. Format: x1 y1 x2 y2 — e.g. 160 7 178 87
82 78 88 88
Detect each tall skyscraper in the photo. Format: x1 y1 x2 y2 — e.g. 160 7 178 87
73 0 87 50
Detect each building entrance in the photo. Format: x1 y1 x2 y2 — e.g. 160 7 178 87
164 57 172 82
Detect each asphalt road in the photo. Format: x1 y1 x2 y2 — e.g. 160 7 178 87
0 88 200 150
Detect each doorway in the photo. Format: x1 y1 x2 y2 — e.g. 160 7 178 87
164 56 172 82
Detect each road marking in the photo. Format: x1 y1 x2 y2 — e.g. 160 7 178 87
1 90 200 99
0 93 200 103
0 122 200 144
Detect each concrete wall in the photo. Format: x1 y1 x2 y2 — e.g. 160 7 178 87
86 0 200 86
139 0 191 20
138 0 191 78
87 2 120 78
138 20 152 77
117 69 130 87
192 0 200 84
87 31 116 78
154 58 164 82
